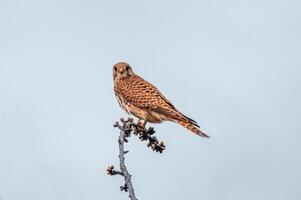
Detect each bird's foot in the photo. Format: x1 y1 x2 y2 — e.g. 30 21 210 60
136 120 147 130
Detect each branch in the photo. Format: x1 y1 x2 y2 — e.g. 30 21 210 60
107 118 166 200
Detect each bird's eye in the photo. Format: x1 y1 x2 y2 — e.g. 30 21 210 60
114 66 117 71
126 66 130 71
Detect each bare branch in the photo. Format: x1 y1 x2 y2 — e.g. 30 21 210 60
107 118 166 200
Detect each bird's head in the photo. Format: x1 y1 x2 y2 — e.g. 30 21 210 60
113 62 134 80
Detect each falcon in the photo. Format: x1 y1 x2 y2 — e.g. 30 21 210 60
113 62 209 138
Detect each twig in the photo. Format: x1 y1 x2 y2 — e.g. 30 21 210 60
107 118 166 200
119 121 137 199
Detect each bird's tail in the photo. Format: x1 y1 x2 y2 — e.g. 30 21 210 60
172 118 210 138
152 107 210 138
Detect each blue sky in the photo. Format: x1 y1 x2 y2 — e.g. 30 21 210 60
0 0 300 199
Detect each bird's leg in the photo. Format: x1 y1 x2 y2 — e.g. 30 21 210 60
137 119 143 127
142 121 147 128
136 119 147 130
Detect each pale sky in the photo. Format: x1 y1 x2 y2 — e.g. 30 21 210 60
0 0 301 199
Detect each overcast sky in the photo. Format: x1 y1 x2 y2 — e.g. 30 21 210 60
0 0 300 199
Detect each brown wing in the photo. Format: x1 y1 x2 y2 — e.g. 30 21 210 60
115 75 172 109
115 75 200 127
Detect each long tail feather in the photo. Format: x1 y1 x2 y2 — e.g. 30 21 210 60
172 118 210 138
152 107 209 137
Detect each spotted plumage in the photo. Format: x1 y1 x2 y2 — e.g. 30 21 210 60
113 62 209 138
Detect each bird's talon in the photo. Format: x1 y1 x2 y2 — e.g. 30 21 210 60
136 120 147 130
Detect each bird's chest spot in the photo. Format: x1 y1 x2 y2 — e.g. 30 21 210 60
120 99 148 120
122 101 132 114
116 95 131 114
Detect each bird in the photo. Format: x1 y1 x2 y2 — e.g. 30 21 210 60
113 62 209 138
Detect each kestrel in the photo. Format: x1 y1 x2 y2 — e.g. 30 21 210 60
113 62 209 138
